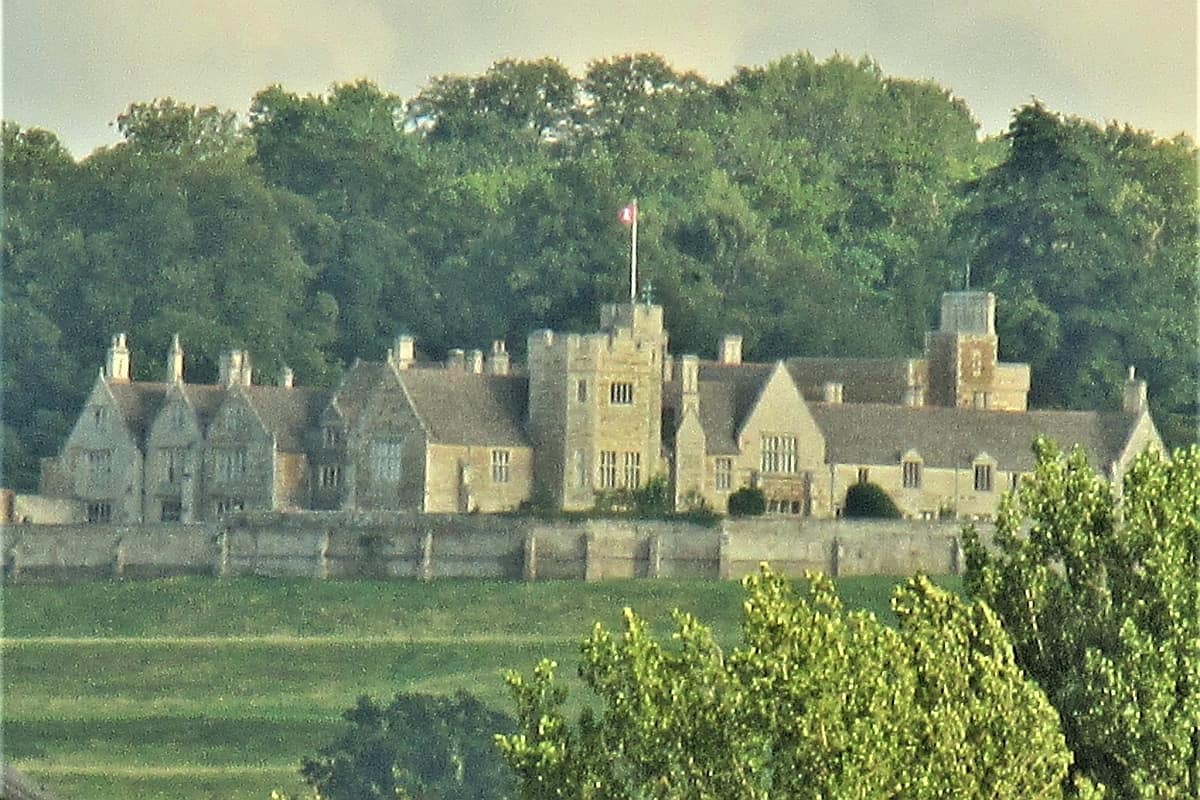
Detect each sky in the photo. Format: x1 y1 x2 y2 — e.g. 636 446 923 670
3 0 1196 159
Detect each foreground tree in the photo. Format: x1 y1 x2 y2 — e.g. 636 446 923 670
301 691 516 800
499 567 1079 799
965 440 1200 798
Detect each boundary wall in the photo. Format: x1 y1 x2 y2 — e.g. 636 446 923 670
1 514 981 584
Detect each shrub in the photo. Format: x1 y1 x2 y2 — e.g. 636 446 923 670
843 482 902 518
726 486 766 516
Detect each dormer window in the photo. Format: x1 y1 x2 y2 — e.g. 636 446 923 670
323 427 342 447
93 406 108 427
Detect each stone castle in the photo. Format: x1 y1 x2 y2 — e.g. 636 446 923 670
27 291 1160 525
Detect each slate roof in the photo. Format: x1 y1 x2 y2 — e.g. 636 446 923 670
106 381 170 446
664 362 775 455
180 384 226 428
785 357 917 404
398 369 530 447
327 360 391 429
241 386 332 453
810 403 1138 471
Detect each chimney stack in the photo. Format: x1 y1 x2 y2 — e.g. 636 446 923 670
903 384 925 408
486 340 510 376
719 334 743 365
279 366 294 388
467 349 484 374
822 381 844 405
106 334 131 383
680 355 700 414
1122 366 1148 415
219 350 253 387
166 334 184 383
390 334 416 370
446 349 465 371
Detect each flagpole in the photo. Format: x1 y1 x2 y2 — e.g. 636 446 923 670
630 199 638 301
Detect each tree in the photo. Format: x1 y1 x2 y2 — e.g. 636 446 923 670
843 481 903 518
964 440 1200 798
726 486 766 516
959 104 1198 444
499 567 1078 799
301 691 516 800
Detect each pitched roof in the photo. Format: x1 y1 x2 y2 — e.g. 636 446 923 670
180 384 226 427
241 386 332 452
397 369 530 447
327 360 391 429
810 403 1138 471
665 362 774 454
785 357 918 404
106 381 170 446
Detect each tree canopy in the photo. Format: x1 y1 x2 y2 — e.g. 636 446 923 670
965 441 1200 798
498 567 1079 799
3 53 1196 491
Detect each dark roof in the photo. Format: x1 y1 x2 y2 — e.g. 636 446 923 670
107 381 170 445
328 360 391 429
785 357 917 404
241 386 331 452
398 370 530 446
665 362 774 454
810 403 1138 470
181 384 226 427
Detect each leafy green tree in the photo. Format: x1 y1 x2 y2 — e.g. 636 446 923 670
301 691 516 800
726 486 766 516
964 440 1200 798
959 104 1198 443
844 481 903 518
499 567 1078 798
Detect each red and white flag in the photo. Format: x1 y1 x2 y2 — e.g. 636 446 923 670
618 202 636 225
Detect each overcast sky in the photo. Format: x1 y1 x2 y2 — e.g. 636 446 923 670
3 1 1196 159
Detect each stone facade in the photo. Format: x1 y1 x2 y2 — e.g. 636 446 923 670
35 291 1161 523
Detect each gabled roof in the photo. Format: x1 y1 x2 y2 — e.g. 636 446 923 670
106 381 171 446
179 384 226 428
664 362 774 455
240 386 332 452
397 369 530 447
326 360 392 429
810 403 1139 471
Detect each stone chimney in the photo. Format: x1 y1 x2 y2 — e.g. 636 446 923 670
219 350 252 387
903 384 925 408
680 355 700 414
719 334 743 365
486 340 510 376
446 349 465 371
822 381 844 404
166 334 184 383
467 349 484 374
279 366 294 388
390 334 416 370
1122 366 1148 415
106 334 131 383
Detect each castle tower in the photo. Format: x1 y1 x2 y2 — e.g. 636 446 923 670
528 301 668 510
925 292 999 409
924 291 1030 410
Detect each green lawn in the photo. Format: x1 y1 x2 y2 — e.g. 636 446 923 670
3 575 956 799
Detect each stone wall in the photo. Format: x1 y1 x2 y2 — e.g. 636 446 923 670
1 514 983 584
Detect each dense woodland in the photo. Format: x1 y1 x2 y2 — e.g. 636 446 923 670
3 52 1196 491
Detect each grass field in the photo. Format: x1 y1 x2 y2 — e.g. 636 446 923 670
2 574 958 799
